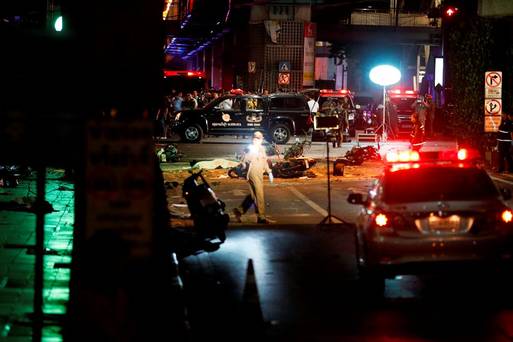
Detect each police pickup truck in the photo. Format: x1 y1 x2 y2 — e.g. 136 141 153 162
171 93 312 144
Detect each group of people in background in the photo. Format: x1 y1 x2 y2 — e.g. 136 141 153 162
154 87 439 150
154 88 273 139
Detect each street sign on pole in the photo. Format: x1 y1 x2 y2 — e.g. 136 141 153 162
484 99 502 116
278 72 290 85
484 115 501 133
484 71 502 133
485 71 502 99
279 61 290 72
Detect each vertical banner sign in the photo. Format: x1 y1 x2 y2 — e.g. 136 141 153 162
303 22 316 87
85 121 154 257
484 71 502 132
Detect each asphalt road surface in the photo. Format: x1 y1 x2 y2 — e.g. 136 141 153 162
166 137 513 342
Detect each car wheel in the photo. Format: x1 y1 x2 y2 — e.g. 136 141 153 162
181 124 203 143
271 124 291 144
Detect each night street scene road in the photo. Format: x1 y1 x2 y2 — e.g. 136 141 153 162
3 0 513 341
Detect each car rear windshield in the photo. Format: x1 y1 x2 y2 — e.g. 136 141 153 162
319 97 353 113
383 167 499 203
391 97 416 111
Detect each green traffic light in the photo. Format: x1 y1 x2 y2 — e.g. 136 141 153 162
54 16 63 32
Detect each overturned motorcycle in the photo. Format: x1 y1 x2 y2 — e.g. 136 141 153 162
182 169 229 244
333 145 381 176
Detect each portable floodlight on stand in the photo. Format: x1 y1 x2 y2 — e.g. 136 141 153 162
373 87 395 146
313 116 345 227
369 65 401 148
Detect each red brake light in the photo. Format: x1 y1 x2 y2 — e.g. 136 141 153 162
392 89 401 94
457 149 468 161
409 151 420 161
502 210 513 223
375 214 388 227
405 90 415 94
340 89 348 94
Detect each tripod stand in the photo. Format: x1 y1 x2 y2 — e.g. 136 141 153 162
376 86 395 143
318 128 345 227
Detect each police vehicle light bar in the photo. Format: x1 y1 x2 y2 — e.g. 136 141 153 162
320 89 351 94
163 70 205 78
385 149 480 168
388 89 416 95
385 150 420 163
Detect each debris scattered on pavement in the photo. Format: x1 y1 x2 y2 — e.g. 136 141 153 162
333 146 381 176
0 165 24 188
334 146 381 167
165 181 180 189
0 197 55 213
156 144 184 163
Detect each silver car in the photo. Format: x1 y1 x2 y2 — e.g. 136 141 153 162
347 156 513 294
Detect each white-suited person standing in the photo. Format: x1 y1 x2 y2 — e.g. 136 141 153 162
233 131 274 224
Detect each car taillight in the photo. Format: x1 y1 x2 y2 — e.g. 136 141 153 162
501 210 513 223
457 148 468 160
372 213 396 235
375 213 388 226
